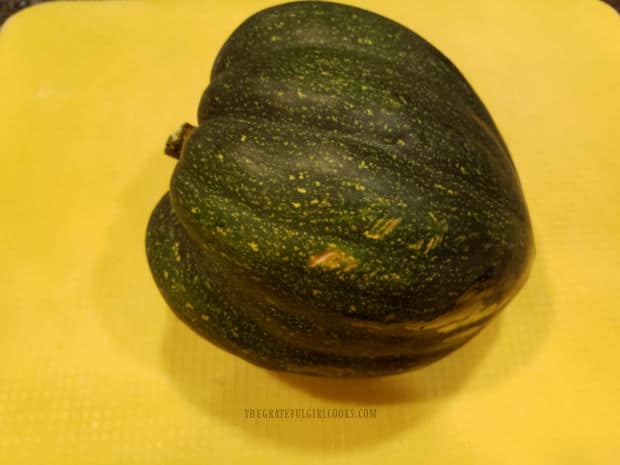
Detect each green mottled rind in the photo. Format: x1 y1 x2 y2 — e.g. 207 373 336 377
147 194 475 376
146 1 533 376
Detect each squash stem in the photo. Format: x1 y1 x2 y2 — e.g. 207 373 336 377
165 122 197 159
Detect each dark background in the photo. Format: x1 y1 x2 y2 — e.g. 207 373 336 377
1 0 619 27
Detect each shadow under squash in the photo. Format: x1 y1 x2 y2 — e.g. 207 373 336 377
160 246 552 452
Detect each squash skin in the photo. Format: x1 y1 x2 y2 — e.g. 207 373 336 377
146 1 534 376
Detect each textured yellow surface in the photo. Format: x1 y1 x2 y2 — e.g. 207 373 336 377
1 0 619 463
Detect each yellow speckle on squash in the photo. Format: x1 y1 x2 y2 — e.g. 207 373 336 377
248 241 259 252
172 242 181 262
382 273 401 281
424 235 443 254
408 239 424 251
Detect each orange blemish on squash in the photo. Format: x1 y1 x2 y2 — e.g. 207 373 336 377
308 248 358 272
363 217 401 240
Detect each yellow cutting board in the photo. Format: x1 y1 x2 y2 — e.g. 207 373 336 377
1 1 619 463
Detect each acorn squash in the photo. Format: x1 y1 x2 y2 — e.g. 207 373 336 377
146 1 534 377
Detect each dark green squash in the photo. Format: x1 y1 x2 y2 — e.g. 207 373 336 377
146 1 534 377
